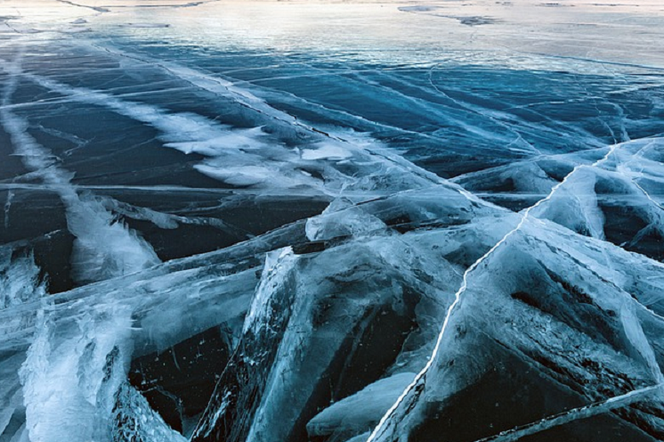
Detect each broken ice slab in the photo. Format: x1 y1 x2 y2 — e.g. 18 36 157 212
0 217 309 442
367 216 664 442
306 372 416 440
191 190 518 442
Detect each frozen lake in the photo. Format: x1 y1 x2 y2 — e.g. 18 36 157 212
1 1 664 441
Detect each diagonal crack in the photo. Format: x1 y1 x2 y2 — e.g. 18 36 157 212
473 383 664 442
367 139 625 442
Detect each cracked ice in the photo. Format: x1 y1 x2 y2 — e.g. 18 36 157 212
1 1 664 442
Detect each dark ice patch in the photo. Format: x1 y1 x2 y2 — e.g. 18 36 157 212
456 16 500 26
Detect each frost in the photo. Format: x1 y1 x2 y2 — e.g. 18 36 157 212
0 249 46 308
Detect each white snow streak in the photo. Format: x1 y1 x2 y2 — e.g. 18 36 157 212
0 51 160 284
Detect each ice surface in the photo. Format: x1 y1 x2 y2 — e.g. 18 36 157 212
1 1 664 441
112 383 187 442
0 56 160 285
306 372 416 438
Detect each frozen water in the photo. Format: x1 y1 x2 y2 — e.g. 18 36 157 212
1 1 664 442
307 372 416 439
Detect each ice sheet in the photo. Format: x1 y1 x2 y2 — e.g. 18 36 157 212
1 1 664 441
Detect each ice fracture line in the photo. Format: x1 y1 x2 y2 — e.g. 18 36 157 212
367 140 625 442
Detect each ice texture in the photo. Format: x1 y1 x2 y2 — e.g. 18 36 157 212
1 1 664 442
306 372 416 438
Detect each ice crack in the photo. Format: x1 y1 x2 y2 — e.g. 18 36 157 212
55 1 109 13
367 141 623 442
473 383 664 442
0 52 160 284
